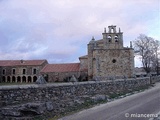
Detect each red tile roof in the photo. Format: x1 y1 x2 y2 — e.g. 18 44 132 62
0 60 47 66
41 63 80 73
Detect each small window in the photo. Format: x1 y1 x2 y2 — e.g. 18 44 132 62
2 69 6 75
23 69 26 74
33 68 37 74
112 59 116 63
12 69 16 74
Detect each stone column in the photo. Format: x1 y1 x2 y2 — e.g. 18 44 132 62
5 76 7 83
15 76 17 83
21 76 22 83
31 76 33 83
10 76 12 83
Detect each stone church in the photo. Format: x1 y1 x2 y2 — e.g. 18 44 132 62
0 25 134 82
79 25 134 80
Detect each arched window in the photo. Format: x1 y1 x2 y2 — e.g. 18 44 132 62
22 69 26 74
12 68 16 74
2 69 6 75
33 68 37 74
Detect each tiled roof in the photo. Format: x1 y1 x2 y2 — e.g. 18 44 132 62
41 63 80 73
0 60 47 66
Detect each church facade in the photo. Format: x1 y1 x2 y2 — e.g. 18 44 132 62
79 25 135 80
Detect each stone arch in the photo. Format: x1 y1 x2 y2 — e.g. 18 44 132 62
12 76 16 82
28 76 32 83
7 76 11 82
22 76 26 82
17 76 21 82
2 76 6 82
33 76 37 82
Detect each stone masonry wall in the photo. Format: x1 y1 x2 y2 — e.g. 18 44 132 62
46 71 80 82
0 76 160 119
92 48 134 78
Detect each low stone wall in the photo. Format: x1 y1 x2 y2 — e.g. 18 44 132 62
150 75 160 83
0 76 159 119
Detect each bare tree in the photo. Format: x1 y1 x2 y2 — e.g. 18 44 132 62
133 34 159 74
151 40 160 75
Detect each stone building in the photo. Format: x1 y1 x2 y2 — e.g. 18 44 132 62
40 63 80 82
0 60 48 83
79 25 135 79
0 25 135 83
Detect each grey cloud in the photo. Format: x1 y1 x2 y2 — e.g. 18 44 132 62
0 0 159 64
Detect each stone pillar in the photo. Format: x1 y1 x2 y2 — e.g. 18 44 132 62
31 76 33 83
21 76 22 83
10 76 12 83
26 76 27 83
15 76 17 83
5 76 7 83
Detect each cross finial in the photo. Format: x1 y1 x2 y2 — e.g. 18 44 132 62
92 36 95 40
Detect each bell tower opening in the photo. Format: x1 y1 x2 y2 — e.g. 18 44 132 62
108 35 112 42
108 25 116 33
115 35 118 42
103 25 123 49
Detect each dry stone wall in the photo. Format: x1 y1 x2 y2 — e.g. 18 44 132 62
0 76 159 119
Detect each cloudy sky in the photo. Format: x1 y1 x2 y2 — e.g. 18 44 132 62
0 0 159 67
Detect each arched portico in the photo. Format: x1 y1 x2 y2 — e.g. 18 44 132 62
22 76 26 82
